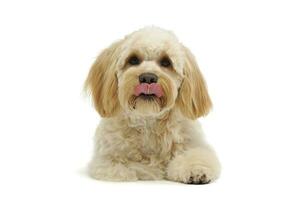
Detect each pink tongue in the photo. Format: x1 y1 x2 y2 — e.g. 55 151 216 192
134 83 164 97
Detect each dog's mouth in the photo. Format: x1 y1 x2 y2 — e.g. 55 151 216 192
137 94 157 101
128 83 166 111
134 83 163 98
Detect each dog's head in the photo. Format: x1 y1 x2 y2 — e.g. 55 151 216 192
85 27 211 119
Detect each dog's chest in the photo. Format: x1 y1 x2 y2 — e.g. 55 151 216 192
122 121 180 164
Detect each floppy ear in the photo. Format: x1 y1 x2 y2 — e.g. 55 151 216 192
84 41 122 117
176 46 212 119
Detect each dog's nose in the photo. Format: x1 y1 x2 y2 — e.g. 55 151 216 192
139 73 158 84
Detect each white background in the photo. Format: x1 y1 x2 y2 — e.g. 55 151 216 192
0 0 301 199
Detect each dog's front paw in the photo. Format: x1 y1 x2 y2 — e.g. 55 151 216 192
183 167 214 184
166 148 221 184
167 162 216 184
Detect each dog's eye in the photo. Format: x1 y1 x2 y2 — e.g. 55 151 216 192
128 55 141 65
160 57 172 67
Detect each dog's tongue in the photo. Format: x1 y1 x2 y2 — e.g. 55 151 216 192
134 83 163 97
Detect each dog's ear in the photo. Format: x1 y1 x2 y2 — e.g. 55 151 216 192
84 41 122 117
176 45 212 119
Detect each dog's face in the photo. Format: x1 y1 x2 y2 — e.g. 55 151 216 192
85 27 212 119
117 29 184 116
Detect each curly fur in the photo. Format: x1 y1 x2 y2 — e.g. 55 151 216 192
85 27 221 184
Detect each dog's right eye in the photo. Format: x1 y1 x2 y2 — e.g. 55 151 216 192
128 55 141 65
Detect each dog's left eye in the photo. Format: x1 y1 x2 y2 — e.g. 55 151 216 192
160 56 172 67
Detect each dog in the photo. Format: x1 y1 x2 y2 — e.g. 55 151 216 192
84 27 221 184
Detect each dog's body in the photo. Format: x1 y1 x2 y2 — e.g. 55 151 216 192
85 27 221 184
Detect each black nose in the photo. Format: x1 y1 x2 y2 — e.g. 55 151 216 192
139 73 158 84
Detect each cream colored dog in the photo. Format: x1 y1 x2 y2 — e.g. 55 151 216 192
85 27 221 184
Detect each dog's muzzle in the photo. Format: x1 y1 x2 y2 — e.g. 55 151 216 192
134 73 163 97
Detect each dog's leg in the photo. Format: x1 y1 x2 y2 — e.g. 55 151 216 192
88 158 165 181
88 157 138 181
166 146 221 184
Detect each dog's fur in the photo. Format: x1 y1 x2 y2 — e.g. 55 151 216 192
85 27 221 184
